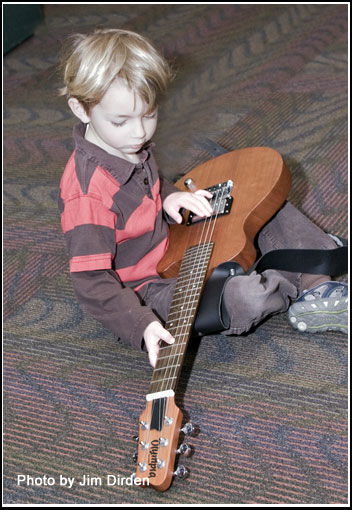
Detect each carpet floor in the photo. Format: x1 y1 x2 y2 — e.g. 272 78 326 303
3 4 348 505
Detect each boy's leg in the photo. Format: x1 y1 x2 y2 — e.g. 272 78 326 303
141 278 177 323
257 201 337 293
221 269 297 335
142 270 297 337
221 201 345 335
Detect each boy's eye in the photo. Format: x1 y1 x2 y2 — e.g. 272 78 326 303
111 121 126 127
111 111 156 127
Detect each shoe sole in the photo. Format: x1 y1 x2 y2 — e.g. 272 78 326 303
288 296 348 334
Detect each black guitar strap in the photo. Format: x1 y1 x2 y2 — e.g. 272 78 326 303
194 238 348 336
192 139 348 336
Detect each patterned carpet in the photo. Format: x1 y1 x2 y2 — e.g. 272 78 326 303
3 4 348 504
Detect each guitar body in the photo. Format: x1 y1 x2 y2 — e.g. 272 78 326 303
158 147 291 279
136 147 291 491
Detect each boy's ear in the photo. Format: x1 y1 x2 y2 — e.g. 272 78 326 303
68 98 90 123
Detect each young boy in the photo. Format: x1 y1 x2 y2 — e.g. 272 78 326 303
58 28 347 367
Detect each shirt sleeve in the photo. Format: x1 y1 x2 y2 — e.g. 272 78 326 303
71 269 160 350
61 192 117 272
159 176 179 200
159 176 180 225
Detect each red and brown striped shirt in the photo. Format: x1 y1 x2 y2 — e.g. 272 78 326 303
59 122 178 349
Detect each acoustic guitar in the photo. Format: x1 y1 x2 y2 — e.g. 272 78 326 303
134 147 291 491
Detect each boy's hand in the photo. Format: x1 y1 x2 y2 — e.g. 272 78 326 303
144 321 175 368
163 189 213 224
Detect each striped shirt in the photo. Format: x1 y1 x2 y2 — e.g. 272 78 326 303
59 122 178 348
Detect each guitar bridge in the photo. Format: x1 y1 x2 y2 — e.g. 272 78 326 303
186 180 234 226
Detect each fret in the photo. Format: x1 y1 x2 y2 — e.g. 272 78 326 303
150 375 178 386
166 321 195 329
169 299 201 309
182 243 213 254
149 241 214 394
172 284 203 293
173 283 204 293
171 291 202 300
174 278 204 285
167 315 196 323
169 299 201 308
174 267 209 279
180 256 212 266
153 363 181 372
174 273 205 280
177 262 210 270
173 285 205 295
175 273 206 280
157 352 184 361
168 296 204 312
173 329 193 335
168 296 201 308
172 294 203 302
169 301 201 310
159 333 192 342
155 363 182 373
167 316 197 325
178 262 211 271
181 245 213 255
172 292 201 302
167 309 197 319
158 341 187 351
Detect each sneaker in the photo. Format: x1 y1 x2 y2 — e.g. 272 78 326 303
288 281 348 334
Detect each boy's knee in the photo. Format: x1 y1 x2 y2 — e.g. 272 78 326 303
221 270 298 335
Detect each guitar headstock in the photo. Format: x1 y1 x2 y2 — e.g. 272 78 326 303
135 394 192 491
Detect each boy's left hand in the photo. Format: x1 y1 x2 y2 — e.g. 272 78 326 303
163 189 213 224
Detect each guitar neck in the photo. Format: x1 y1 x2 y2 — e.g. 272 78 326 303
148 242 214 396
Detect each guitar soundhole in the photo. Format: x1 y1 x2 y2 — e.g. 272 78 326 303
186 180 234 226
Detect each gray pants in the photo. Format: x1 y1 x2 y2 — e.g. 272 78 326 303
141 202 337 335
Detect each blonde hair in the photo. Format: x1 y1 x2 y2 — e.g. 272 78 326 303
58 28 174 113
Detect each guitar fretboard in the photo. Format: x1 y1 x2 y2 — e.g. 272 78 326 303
148 242 214 395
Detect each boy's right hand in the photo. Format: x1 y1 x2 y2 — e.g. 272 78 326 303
143 321 175 368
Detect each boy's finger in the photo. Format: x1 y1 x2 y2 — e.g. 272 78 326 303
191 196 213 216
148 350 157 368
157 326 175 345
198 195 213 213
161 333 175 344
194 189 213 199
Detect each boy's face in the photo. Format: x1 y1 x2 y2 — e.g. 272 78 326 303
70 79 158 163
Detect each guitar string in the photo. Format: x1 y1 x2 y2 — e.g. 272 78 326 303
152 196 213 394
139 186 225 475
143 195 217 471
158 185 226 396
148 187 225 474
138 212 213 475
159 185 226 396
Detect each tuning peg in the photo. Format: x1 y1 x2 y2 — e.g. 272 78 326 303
181 422 193 435
176 443 193 457
132 451 138 463
184 178 197 192
173 465 190 480
181 422 199 436
132 435 139 442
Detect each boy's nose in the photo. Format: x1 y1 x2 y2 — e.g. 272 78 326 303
134 119 146 138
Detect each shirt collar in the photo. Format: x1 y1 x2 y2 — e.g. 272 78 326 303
73 122 155 184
